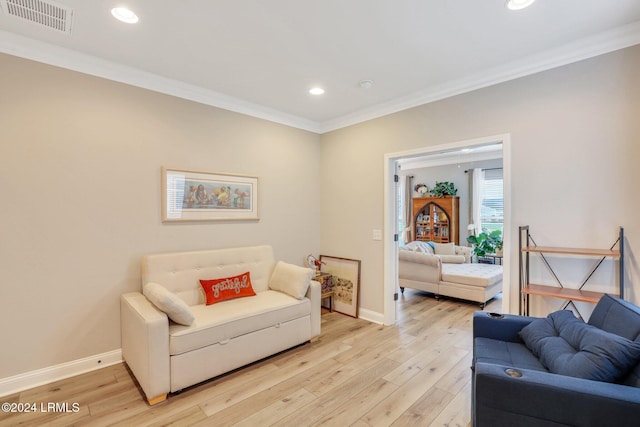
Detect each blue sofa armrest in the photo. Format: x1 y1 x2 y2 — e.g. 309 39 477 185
474 363 640 427
473 311 537 343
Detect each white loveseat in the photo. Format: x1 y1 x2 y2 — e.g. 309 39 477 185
399 241 502 308
120 245 321 405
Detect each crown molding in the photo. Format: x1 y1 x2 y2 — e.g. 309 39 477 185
319 20 640 133
0 30 323 133
1 21 639 135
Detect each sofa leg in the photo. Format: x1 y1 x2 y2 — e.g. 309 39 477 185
400 287 405 294
147 394 167 406
435 295 441 301
479 303 486 310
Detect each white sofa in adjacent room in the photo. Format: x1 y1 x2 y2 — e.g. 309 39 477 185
399 241 502 308
120 245 321 405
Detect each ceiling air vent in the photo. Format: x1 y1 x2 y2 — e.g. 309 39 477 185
0 0 74 34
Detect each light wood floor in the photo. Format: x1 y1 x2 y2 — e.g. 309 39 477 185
0 291 501 427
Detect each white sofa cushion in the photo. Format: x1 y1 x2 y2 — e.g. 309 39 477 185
455 245 472 263
434 242 456 255
141 245 275 305
438 254 466 264
143 282 195 326
441 263 503 288
168 290 310 355
268 261 313 299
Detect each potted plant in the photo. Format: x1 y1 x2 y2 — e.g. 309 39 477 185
430 181 458 197
467 229 502 258
494 235 504 256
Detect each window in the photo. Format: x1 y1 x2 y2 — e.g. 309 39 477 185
480 168 503 233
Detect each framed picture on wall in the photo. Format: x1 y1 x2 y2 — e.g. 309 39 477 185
319 255 361 318
162 167 259 222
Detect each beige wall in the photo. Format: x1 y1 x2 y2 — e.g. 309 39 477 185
0 54 321 379
320 45 640 315
2 43 640 383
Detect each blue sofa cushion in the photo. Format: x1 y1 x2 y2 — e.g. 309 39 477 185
474 337 547 372
519 310 640 382
623 343 640 387
588 294 640 340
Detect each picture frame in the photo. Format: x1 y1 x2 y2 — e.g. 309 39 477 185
319 255 361 318
162 167 259 222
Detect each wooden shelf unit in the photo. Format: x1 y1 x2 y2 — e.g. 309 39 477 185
521 284 608 304
522 246 620 257
519 226 624 319
412 196 459 245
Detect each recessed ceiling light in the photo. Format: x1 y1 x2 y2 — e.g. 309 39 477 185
309 87 325 95
506 0 535 10
111 7 139 24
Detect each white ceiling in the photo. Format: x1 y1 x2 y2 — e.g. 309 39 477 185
1 0 640 133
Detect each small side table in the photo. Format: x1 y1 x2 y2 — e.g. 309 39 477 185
484 254 503 265
314 272 334 312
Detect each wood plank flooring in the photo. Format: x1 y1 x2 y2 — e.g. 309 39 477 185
0 291 501 427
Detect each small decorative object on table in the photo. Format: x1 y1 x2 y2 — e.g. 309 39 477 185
314 272 333 292
306 254 324 274
314 272 334 312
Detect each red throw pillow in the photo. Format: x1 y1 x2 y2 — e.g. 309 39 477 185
199 272 256 305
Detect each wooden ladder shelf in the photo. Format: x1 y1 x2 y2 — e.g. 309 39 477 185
518 226 624 319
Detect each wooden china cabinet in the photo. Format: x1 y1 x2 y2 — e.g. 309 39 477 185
412 196 460 245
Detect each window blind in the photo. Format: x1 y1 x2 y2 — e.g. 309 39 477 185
480 168 503 232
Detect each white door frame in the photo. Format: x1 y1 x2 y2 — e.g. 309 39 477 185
383 133 512 325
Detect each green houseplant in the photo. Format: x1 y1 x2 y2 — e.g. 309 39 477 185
494 234 504 256
430 181 458 197
467 229 502 258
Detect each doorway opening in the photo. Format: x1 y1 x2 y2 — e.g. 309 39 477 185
383 134 511 325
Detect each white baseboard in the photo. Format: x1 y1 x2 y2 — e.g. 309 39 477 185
358 308 384 324
0 349 122 398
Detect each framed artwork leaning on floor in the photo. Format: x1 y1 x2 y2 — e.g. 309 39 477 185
319 255 361 318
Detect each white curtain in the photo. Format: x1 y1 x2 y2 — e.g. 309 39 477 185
400 175 413 244
472 168 485 236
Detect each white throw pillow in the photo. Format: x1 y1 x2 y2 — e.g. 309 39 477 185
269 261 313 300
434 243 455 255
404 241 434 254
143 282 195 326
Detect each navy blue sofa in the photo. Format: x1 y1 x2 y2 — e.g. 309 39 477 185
472 294 640 426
